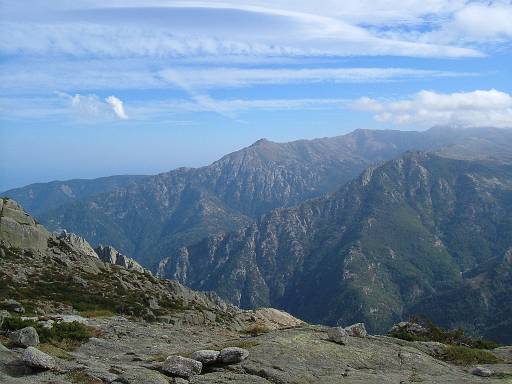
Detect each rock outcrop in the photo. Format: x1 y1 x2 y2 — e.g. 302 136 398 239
191 350 220 365
95 245 148 274
327 327 349 344
219 347 249 364
0 198 243 327
9 327 39 348
21 347 55 370
57 230 99 260
0 198 50 250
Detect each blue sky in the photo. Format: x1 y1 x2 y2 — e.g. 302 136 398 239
1 1 511 191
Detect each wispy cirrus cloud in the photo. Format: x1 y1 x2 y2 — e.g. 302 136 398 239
133 98 348 115
352 89 512 128
159 67 474 89
0 63 473 93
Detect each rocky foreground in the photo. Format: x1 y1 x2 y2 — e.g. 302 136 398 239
1 197 512 383
2 315 512 384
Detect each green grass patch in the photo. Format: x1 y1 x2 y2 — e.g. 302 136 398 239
38 343 73 360
66 370 103 384
442 345 498 365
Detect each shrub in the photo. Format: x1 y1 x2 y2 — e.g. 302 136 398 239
1 317 96 350
388 316 499 350
443 345 498 365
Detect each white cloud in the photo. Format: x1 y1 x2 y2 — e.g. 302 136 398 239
421 3 512 44
0 2 484 59
56 92 129 120
158 66 471 120
352 89 512 128
3 1 512 60
105 96 128 119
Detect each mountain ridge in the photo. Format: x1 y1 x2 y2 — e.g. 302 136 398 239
5 127 511 269
158 149 512 342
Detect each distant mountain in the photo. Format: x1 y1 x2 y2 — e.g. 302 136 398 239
159 150 512 343
3 127 511 270
1 175 147 217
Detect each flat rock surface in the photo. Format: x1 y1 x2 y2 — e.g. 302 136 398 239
2 318 510 383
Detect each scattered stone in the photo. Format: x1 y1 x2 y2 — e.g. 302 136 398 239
327 327 348 344
21 346 56 370
172 378 189 384
191 350 220 365
219 347 249 364
161 355 202 379
115 367 169 384
344 323 367 338
9 326 40 347
470 366 493 377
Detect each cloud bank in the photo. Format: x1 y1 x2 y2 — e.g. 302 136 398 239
353 89 512 128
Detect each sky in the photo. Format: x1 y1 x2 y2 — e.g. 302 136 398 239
0 1 511 191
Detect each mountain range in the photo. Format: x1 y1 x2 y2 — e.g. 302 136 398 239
4 127 511 269
3 126 512 342
159 150 512 342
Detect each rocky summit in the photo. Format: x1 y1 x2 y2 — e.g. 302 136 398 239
2 197 512 383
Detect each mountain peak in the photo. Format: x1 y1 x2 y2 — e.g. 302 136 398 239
251 138 272 147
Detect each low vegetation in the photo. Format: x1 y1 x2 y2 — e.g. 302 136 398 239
388 316 499 350
66 370 104 384
212 339 260 350
1 316 97 350
243 323 271 337
38 343 74 360
442 345 498 365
